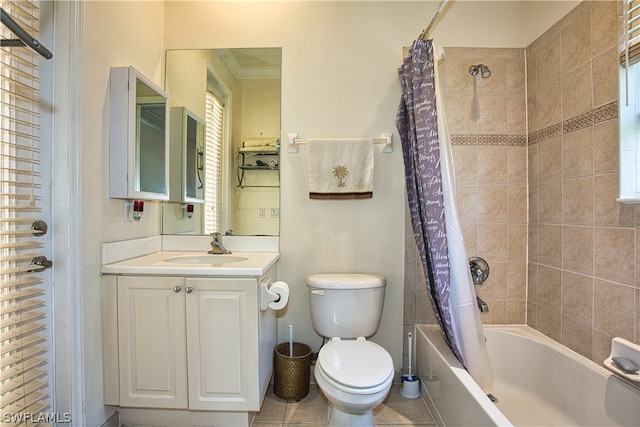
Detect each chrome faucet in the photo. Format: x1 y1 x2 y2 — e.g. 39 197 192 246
477 296 489 313
208 232 231 254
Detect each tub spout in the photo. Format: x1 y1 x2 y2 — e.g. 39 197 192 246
477 296 489 312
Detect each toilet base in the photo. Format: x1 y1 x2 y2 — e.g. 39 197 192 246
328 405 374 427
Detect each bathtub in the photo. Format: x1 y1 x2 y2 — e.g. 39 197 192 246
416 325 640 426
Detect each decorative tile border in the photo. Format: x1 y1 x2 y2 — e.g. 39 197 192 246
529 100 618 146
451 134 526 147
452 101 618 147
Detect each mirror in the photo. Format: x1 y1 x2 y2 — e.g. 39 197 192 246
110 66 170 200
169 107 205 203
163 48 281 236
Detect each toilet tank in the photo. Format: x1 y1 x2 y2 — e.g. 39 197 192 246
307 273 386 339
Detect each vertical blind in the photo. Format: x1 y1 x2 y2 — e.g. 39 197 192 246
0 1 51 426
204 91 224 234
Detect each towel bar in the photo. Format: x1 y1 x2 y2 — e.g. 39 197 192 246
287 132 393 154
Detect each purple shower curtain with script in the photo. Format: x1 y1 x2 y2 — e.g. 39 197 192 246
396 39 463 364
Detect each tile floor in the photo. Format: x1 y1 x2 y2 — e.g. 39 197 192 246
251 383 436 426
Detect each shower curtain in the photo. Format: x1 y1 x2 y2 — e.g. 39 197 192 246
397 39 493 392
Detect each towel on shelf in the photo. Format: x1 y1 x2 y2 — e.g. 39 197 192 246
308 138 374 200
243 137 280 148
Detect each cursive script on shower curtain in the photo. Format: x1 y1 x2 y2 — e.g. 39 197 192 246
397 39 463 364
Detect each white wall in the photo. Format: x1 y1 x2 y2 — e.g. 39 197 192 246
82 1 165 425
163 0 530 369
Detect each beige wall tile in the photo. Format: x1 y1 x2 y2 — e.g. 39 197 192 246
562 177 594 225
594 280 635 341
477 223 509 260
444 95 476 134
538 181 563 224
594 228 635 285
538 265 562 308
591 0 617 56
478 261 507 299
562 271 594 325
592 46 618 108
561 61 593 119
507 94 527 134
560 11 592 73
537 137 563 182
536 305 562 341
507 261 527 299
593 119 618 174
452 145 478 184
562 315 593 359
528 145 539 184
479 300 507 324
538 224 562 268
537 77 563 129
562 127 593 178
508 224 527 261
477 95 507 134
537 34 561 85
443 56 475 95
593 174 635 227
477 146 508 183
508 185 528 223
563 225 594 274
507 299 526 323
477 185 508 223
508 146 527 184
476 59 507 95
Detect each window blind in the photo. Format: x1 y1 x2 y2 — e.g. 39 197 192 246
0 1 51 426
204 91 224 234
624 0 640 65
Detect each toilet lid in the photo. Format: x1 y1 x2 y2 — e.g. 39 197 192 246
318 339 393 389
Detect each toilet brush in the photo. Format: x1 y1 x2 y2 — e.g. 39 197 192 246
401 332 420 398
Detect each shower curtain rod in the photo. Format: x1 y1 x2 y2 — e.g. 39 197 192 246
418 0 449 40
0 7 53 59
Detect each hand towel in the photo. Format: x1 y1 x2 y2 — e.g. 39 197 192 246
308 138 374 200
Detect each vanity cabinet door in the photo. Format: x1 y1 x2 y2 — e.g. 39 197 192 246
185 277 259 410
117 276 188 409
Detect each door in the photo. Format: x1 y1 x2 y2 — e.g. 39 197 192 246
185 277 259 410
117 276 188 408
0 1 55 420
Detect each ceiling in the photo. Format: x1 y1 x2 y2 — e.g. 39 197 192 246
217 48 282 80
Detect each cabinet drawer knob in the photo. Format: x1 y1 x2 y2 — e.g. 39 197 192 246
173 285 182 293
185 286 194 294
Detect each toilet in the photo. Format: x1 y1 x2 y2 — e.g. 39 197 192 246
307 274 394 426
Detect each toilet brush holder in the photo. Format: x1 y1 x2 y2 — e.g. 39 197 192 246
400 374 420 398
274 342 312 401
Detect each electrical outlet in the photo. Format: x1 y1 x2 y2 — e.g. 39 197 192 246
270 208 279 218
259 208 265 218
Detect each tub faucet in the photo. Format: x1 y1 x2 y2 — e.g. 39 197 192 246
208 232 231 254
477 296 489 313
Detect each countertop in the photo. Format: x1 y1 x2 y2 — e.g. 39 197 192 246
101 251 280 277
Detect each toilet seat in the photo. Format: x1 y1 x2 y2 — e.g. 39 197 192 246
317 338 394 394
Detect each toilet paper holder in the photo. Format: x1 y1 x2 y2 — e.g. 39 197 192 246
260 279 289 311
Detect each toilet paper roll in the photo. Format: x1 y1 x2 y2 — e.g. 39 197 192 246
263 281 289 310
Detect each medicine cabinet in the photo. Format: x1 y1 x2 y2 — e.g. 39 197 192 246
169 107 205 203
109 66 170 201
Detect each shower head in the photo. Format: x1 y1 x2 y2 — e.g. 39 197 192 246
469 64 491 78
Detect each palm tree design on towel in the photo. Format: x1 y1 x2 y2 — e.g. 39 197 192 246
333 165 349 187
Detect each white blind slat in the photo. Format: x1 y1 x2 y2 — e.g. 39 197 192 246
205 91 224 233
1 0 51 421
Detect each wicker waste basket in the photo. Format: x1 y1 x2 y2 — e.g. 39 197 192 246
274 342 312 401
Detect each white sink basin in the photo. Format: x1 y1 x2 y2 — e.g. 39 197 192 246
163 255 248 265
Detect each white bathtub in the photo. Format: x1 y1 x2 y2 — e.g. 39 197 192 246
416 325 640 426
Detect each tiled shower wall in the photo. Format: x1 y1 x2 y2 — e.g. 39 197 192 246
403 0 638 368
526 0 637 364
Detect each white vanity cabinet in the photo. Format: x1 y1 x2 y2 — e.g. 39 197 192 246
104 268 276 412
